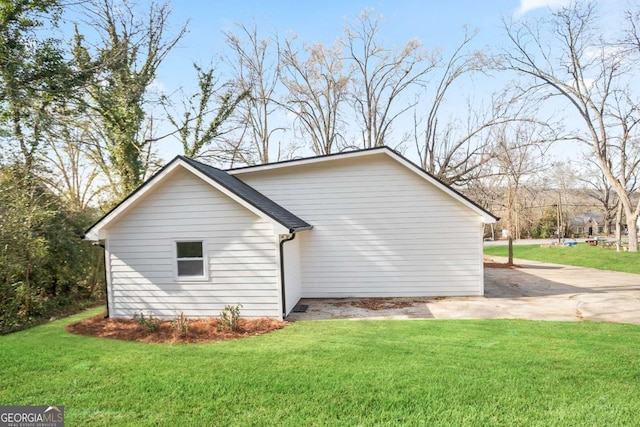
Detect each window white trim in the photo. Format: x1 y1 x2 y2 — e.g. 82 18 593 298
173 240 209 281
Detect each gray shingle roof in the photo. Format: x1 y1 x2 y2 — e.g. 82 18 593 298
179 156 311 232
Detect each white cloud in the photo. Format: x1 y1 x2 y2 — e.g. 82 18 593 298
515 0 571 16
578 77 595 90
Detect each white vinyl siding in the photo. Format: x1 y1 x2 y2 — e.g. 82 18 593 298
282 235 302 314
237 154 484 297
105 167 279 319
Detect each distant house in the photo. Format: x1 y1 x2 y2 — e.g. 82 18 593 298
570 212 626 236
83 147 497 320
570 212 610 236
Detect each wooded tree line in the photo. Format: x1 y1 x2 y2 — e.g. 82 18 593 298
1 0 640 331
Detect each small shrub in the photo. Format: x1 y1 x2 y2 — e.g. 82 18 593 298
218 304 242 332
171 311 190 337
134 311 160 332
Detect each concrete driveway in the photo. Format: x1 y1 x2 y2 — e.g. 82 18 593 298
286 257 640 325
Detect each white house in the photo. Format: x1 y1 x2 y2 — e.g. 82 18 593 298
84 147 497 320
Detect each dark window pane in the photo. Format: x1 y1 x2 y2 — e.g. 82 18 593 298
177 260 204 277
177 241 203 258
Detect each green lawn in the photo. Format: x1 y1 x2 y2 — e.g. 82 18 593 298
484 243 640 274
2 307 640 426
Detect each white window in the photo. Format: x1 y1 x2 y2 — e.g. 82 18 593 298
175 241 206 278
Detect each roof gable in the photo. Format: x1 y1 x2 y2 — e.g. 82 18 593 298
83 156 311 241
179 157 311 232
229 146 498 223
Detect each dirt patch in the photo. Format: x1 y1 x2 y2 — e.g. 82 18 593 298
484 257 521 269
484 262 521 269
66 313 288 344
332 297 434 311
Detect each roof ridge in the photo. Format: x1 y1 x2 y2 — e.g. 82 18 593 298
225 145 393 172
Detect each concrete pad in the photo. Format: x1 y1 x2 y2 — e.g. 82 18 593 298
286 257 640 324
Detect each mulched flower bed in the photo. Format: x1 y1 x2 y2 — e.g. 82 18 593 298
66 313 288 344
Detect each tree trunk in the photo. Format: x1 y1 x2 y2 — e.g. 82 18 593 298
626 215 638 252
603 209 611 235
597 164 638 251
620 200 639 252
615 204 623 252
508 236 513 266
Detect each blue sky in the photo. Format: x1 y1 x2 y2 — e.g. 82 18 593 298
72 0 612 162
163 0 523 87
159 0 587 83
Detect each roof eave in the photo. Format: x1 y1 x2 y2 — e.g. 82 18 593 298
229 146 498 223
84 157 311 240
83 156 186 242
227 146 389 174
380 150 498 223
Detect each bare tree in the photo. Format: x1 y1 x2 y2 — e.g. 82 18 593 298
413 30 491 184
164 64 248 164
578 160 618 235
462 165 504 240
493 122 550 262
280 37 351 155
224 22 287 164
623 8 640 54
412 30 561 187
547 162 583 241
345 9 437 149
72 0 187 197
44 121 102 211
500 3 640 251
414 91 552 187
